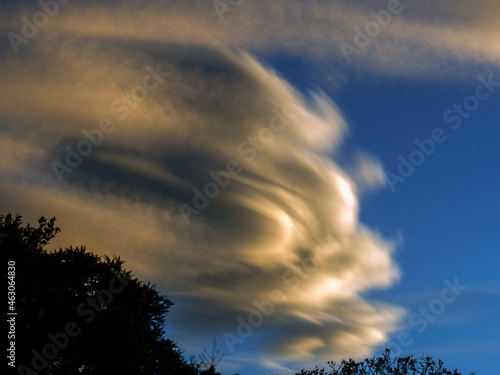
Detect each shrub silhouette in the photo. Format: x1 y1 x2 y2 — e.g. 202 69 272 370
296 349 475 375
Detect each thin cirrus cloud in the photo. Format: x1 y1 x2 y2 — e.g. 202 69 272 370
2 0 498 78
3 0 495 371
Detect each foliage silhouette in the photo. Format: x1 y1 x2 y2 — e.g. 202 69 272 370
1 213 203 375
296 349 475 375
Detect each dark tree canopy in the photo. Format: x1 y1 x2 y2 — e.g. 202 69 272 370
1 213 204 375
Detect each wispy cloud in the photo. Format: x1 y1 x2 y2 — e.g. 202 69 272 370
3 1 498 78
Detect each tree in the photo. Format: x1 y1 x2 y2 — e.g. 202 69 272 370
296 349 475 375
1 214 201 375
198 338 223 375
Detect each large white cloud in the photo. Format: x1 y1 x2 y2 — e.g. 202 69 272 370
0 46 402 374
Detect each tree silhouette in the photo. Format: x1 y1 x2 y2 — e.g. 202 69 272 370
296 349 475 375
1 214 201 375
198 338 223 375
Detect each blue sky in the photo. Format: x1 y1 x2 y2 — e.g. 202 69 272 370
1 1 499 374
341 71 500 375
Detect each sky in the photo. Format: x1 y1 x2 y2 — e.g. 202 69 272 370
1 1 499 374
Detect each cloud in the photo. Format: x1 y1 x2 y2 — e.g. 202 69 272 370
0 0 452 370
2 0 499 81
351 152 387 192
